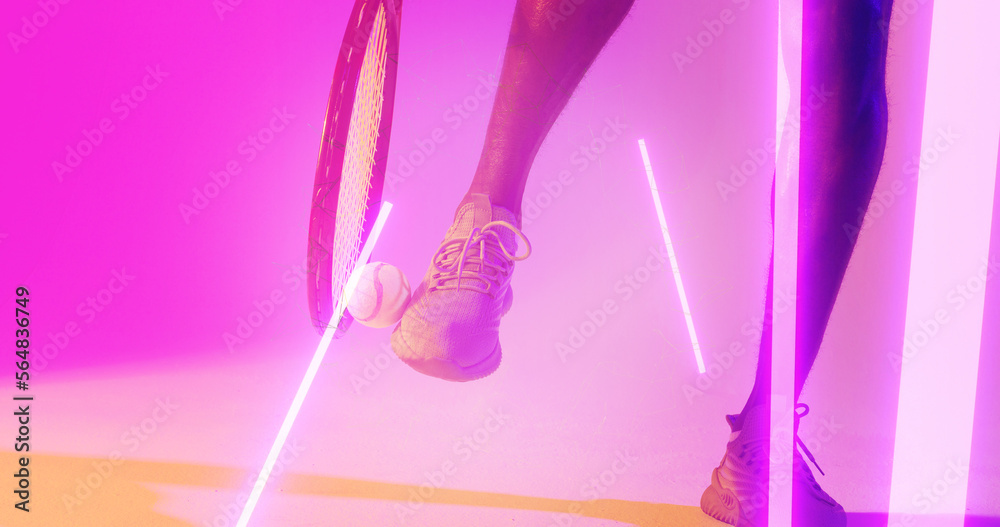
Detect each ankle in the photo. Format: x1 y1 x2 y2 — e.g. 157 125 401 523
732 412 746 432
733 396 770 432
458 191 522 224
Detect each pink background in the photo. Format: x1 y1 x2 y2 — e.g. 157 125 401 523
2 0 997 525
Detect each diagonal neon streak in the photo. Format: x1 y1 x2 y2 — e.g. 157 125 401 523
236 201 393 527
637 139 706 374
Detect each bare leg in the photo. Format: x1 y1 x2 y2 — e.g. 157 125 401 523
392 0 635 381
461 0 635 220
736 0 893 426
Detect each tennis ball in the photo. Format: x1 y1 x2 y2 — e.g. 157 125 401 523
347 262 411 328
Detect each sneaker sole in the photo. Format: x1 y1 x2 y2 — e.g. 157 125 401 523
409 346 501 381
389 287 512 382
701 468 741 526
391 329 502 382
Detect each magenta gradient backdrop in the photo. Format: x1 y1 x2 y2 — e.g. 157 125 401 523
2 0 998 525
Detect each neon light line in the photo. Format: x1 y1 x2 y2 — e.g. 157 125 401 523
637 139 706 374
888 2 1000 523
770 1 801 524
236 201 394 527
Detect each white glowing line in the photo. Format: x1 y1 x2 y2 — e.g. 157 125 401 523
237 201 393 527
637 139 705 374
888 2 1000 524
770 1 800 525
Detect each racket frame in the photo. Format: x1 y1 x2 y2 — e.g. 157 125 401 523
307 0 403 336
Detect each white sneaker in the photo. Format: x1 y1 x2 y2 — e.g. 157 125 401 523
700 404 846 526
390 193 530 381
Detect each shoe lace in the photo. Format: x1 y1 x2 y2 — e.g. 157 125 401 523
794 403 826 477
429 220 531 296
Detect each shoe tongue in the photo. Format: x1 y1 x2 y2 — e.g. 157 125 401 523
726 414 739 432
731 405 770 442
448 194 518 253
450 193 494 236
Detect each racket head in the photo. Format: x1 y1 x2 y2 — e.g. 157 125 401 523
307 0 402 336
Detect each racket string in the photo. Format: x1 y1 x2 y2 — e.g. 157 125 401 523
330 2 389 304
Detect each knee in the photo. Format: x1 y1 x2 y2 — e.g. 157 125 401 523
802 0 890 115
806 0 888 20
804 0 890 57
516 0 635 33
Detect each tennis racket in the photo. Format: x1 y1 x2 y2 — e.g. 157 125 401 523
307 0 403 336
234 3 403 525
